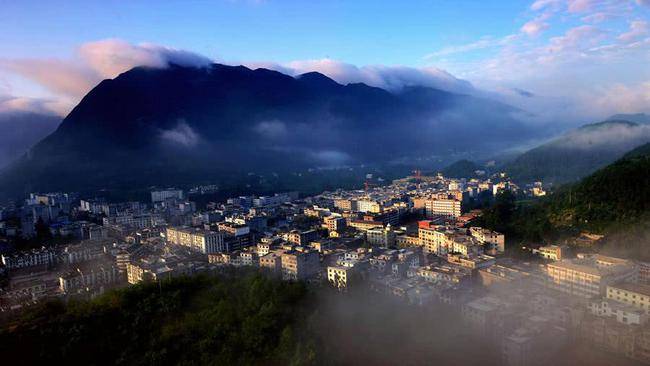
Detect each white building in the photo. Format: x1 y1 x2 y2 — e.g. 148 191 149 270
151 189 184 203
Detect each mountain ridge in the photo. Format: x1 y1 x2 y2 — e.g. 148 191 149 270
0 63 534 199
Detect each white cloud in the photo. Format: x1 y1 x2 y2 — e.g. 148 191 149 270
160 121 200 147
254 120 288 139
78 39 211 79
247 59 475 94
618 20 649 43
0 95 70 116
0 39 212 115
521 20 550 36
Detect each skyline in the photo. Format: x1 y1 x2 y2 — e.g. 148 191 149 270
1 0 650 122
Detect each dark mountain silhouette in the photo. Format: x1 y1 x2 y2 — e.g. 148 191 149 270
606 113 650 124
503 120 650 184
0 63 534 199
0 111 60 168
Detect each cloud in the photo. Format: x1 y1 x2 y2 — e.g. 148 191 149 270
638 0 650 6
0 94 69 116
78 39 212 79
160 121 200 147
0 59 97 98
618 20 649 43
521 20 550 36
0 39 213 115
590 81 650 115
309 150 351 166
247 59 475 94
253 120 288 139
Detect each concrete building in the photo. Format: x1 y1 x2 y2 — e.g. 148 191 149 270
281 249 320 281
366 226 396 248
259 252 282 276
166 227 225 254
425 198 461 218
533 245 564 261
470 227 505 254
59 262 120 294
546 258 636 298
151 189 184 203
1 247 57 269
607 283 650 314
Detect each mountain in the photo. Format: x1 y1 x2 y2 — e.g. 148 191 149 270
482 143 650 258
0 63 533 199
606 113 650 124
440 159 481 178
541 142 650 232
0 112 60 169
503 120 650 184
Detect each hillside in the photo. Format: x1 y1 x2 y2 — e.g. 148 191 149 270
0 270 496 365
503 120 650 184
483 143 650 257
440 159 481 178
0 63 532 200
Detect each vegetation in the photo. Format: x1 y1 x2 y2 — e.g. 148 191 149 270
0 269 498 366
0 269 315 365
479 143 650 258
503 120 649 184
440 159 480 178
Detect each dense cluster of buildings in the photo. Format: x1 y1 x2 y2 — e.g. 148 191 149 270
0 177 648 365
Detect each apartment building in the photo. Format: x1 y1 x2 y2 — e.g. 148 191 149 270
607 283 650 314
533 245 564 261
281 249 320 281
425 198 461 218
546 259 636 298
469 227 505 254
166 227 224 254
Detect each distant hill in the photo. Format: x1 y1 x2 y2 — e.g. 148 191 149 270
541 142 650 232
440 159 481 178
483 143 650 258
0 112 60 168
606 113 650 124
0 63 534 199
503 120 650 184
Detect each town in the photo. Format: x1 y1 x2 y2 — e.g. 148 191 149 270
0 172 648 365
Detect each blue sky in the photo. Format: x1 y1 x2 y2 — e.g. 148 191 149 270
1 0 650 121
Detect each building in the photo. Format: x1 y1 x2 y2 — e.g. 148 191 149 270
166 227 225 254
533 245 564 261
1 247 57 269
259 252 282 276
366 226 396 248
59 262 120 294
470 227 505 254
327 265 357 289
285 229 319 246
356 200 382 213
607 283 650 314
589 299 648 325
334 198 357 212
425 198 461 218
151 189 184 203
324 215 346 233
281 249 320 281
546 258 637 298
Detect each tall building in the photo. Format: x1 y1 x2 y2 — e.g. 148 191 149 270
166 227 224 254
425 198 461 218
151 189 184 203
281 249 320 281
